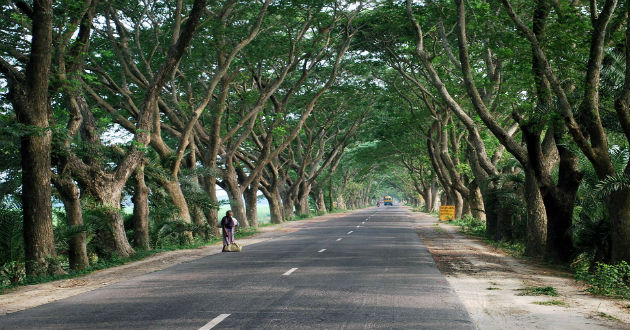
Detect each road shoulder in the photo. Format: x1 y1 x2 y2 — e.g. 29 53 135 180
409 209 630 330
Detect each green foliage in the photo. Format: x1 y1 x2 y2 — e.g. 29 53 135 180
0 207 24 286
570 148 629 259
533 300 568 307
1 261 25 286
595 173 630 196
575 261 630 299
449 215 486 237
449 215 525 257
516 286 559 297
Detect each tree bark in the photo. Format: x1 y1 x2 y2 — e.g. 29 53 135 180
314 187 327 214
468 183 485 221
524 167 547 256
244 183 259 227
296 182 311 216
54 176 89 271
12 0 58 276
262 186 285 224
328 181 334 212
132 165 150 250
163 180 194 242
609 189 630 262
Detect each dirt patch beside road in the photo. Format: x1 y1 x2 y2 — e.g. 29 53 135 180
412 210 630 330
0 211 353 316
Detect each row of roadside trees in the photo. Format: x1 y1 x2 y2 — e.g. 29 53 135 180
354 0 630 266
0 0 384 280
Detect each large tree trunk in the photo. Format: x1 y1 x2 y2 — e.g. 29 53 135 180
263 186 285 224
468 183 485 221
54 177 89 271
430 180 440 212
94 192 135 258
314 187 327 214
282 198 294 220
163 180 194 241
454 190 464 219
296 182 311 216
541 146 581 262
335 195 346 210
524 168 547 257
496 197 515 241
328 182 334 212
483 190 500 239
423 188 433 213
163 180 192 224
13 0 58 276
609 189 630 262
461 197 471 217
244 184 259 227
132 165 150 250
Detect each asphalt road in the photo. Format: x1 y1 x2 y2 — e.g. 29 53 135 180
0 206 474 330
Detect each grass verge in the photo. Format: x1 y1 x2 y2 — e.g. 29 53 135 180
446 217 526 257
516 286 559 296
533 300 568 307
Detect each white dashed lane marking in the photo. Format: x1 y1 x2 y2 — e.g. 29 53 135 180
199 314 230 330
318 249 326 253
282 268 298 276
347 231 353 234
336 238 343 241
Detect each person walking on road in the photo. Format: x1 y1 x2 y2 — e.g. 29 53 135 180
221 210 236 251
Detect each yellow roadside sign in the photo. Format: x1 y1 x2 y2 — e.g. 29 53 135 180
439 205 455 220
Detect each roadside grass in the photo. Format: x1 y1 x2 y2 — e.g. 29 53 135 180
516 286 559 297
446 216 526 257
533 300 568 307
598 312 621 322
573 259 630 299
448 216 486 237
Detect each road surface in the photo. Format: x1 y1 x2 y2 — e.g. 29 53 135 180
0 206 474 330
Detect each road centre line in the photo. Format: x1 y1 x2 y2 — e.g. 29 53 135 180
318 249 326 253
347 231 353 234
336 238 343 241
282 268 298 276
199 314 230 330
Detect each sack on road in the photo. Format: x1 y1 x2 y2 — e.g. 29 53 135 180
224 242 242 252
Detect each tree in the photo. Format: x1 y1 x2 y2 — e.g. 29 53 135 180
0 0 58 275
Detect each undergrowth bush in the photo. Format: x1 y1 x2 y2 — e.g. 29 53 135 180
450 215 486 237
575 260 630 299
0 207 24 286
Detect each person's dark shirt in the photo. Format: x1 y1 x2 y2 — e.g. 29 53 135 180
221 216 234 229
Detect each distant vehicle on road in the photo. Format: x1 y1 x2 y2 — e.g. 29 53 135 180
384 196 393 206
